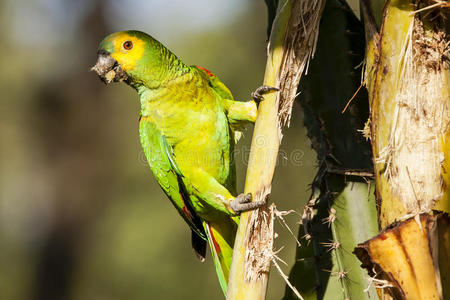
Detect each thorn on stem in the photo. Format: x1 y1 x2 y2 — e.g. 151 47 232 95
322 208 336 227
321 240 340 252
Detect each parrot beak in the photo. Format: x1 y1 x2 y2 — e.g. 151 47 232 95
91 50 129 84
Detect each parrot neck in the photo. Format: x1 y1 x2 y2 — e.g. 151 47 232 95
136 72 189 110
129 44 190 91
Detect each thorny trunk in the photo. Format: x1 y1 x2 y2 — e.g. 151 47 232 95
284 0 380 299
355 0 450 298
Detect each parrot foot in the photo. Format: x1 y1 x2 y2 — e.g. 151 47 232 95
251 85 279 103
230 193 266 214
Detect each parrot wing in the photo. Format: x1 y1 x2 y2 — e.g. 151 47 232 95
193 65 243 143
139 117 207 260
140 116 232 295
194 65 234 100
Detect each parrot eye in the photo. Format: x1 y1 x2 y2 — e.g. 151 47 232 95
123 40 133 50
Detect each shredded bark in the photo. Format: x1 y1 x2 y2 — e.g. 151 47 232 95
275 0 326 137
244 202 275 282
374 9 450 217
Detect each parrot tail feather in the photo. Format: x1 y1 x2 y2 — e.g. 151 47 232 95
191 230 207 262
204 222 232 296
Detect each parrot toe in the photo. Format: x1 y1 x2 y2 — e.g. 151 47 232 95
230 193 266 214
251 85 279 103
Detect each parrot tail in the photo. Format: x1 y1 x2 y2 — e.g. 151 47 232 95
203 221 236 296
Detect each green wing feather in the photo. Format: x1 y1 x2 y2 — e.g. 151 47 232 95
194 65 234 100
139 118 206 241
194 65 245 143
140 116 231 296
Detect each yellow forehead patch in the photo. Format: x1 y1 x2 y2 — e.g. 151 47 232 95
109 33 145 72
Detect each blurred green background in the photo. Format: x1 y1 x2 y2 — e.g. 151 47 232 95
0 0 317 299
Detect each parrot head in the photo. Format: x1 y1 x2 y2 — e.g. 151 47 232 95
92 30 177 88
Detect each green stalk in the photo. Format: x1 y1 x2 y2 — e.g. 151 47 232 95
226 0 325 298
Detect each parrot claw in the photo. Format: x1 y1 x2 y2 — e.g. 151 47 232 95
230 193 266 214
251 85 279 103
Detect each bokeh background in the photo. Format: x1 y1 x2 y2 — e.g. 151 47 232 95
0 0 319 299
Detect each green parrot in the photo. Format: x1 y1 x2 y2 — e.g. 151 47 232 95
91 30 276 295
